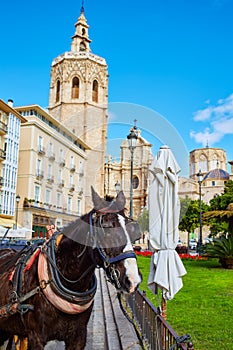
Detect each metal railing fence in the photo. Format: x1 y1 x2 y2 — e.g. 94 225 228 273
125 290 194 350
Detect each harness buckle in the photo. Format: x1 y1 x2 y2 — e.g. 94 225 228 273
10 290 19 303
109 267 121 289
40 279 50 290
104 259 110 269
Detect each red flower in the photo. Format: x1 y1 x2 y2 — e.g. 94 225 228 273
134 250 207 260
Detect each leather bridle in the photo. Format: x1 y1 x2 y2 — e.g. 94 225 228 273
89 209 137 290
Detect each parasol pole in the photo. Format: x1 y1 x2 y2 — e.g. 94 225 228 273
162 296 167 319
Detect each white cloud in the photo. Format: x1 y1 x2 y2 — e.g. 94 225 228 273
213 117 233 134
193 106 213 121
191 93 233 147
190 128 223 147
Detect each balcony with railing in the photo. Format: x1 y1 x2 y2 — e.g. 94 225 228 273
0 176 4 186
48 152 55 161
47 175 54 184
36 170 44 180
70 164 76 172
59 159 66 167
69 185 75 192
37 145 46 155
58 179 64 188
78 188 83 196
0 149 6 161
0 121 7 135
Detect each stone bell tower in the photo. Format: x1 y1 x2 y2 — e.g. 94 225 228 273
48 4 108 209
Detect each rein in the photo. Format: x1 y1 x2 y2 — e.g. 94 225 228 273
43 233 97 302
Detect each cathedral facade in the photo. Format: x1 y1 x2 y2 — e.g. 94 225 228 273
105 129 153 218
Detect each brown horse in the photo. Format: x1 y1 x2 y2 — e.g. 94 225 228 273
0 188 142 349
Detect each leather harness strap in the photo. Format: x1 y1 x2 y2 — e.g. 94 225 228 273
38 252 94 314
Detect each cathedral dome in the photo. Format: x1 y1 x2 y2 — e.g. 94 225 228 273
203 168 229 180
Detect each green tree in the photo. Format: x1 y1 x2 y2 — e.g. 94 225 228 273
208 180 233 210
205 180 233 237
179 196 208 245
137 208 149 234
203 181 233 268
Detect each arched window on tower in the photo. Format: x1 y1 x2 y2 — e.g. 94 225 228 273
56 80 60 102
72 77 80 99
80 41 86 51
92 80 98 103
199 154 208 173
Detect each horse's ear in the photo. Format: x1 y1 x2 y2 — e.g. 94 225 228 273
116 191 126 210
91 186 104 210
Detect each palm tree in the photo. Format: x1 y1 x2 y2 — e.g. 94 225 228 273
204 204 233 268
205 235 233 269
204 203 233 236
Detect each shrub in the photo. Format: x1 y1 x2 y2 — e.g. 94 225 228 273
205 235 233 269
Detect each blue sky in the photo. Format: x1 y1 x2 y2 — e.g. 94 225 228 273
1 0 233 175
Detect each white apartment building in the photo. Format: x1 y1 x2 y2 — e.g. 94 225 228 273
15 104 89 238
0 99 26 228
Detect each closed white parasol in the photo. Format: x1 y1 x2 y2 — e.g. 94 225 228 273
147 145 186 317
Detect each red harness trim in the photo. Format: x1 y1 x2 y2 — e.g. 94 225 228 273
8 248 41 282
24 248 41 272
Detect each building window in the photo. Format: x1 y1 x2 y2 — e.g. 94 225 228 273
77 199 81 216
68 197 72 213
34 185 40 204
72 77 79 98
48 142 53 157
36 159 41 176
58 169 62 183
56 80 60 102
59 149 64 162
38 136 43 152
212 181 216 186
210 155 219 170
199 155 208 173
69 175 73 188
70 156 74 168
48 164 52 180
45 189 51 208
92 80 98 102
57 193 61 211
132 176 139 189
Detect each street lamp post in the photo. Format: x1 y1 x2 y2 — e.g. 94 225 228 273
15 194 21 229
127 120 138 219
197 170 203 254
